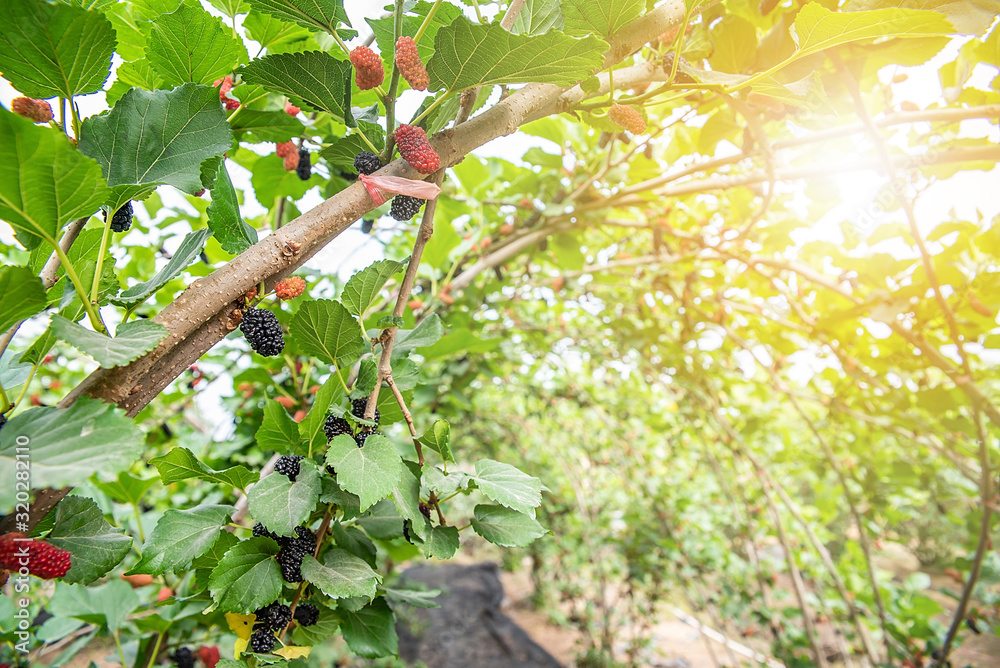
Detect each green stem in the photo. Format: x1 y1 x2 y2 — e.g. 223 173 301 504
132 503 146 543
666 7 691 83
330 30 353 59
58 98 67 134
51 238 107 334
333 366 350 395
356 129 380 154
468 0 484 22
69 97 82 139
145 632 165 668
409 91 453 127
11 365 37 411
413 0 442 43
0 380 9 413
381 0 406 165
91 207 114 304
226 104 244 125
113 631 128 668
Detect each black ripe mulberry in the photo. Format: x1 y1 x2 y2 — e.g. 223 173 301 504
274 455 304 482
278 556 303 583
390 194 424 221
419 501 432 519
296 148 311 181
256 602 292 632
402 519 414 544
240 308 285 357
173 647 194 668
249 626 275 653
104 201 134 233
253 523 278 541
351 398 381 427
324 415 352 441
354 151 382 175
354 431 379 448
276 525 315 582
361 218 375 234
294 603 319 627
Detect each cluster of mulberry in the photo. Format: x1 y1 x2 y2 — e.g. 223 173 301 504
254 601 293 632
172 647 194 668
274 455 304 482
394 124 440 174
276 141 299 171
276 526 316 582
395 37 429 91
284 100 300 116
390 195 424 221
354 151 382 176
239 308 285 357
103 201 134 233
249 626 275 654
296 148 311 181
274 276 306 300
350 46 384 90
324 415 352 441
11 97 54 123
0 533 71 579
294 603 319 627
213 76 240 111
608 104 647 135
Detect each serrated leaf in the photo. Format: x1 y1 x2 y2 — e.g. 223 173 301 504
330 522 376 567
150 446 257 491
49 317 169 367
511 0 564 35
423 465 472 496
244 0 349 36
115 228 214 305
230 110 304 143
47 496 132 585
300 551 381 600
247 462 321 536
560 0 642 38
207 161 257 255
256 399 301 453
194 530 239 587
427 16 607 92
392 314 444 355
146 1 248 86
342 258 407 317
320 476 361 519
239 51 354 124
243 10 312 49
50 580 139 633
0 109 108 250
470 504 546 547
289 300 366 367
79 83 233 196
473 459 542 516
419 419 453 462
335 598 398 659
391 461 427 541
0 0 116 99
792 4 955 61
208 537 283 613
128 504 233 576
205 0 249 19
90 472 159 506
422 525 459 559
349 358 378 401
0 266 47 333
355 498 403 538
325 434 402 512
0 397 143 509
0 351 33 390
290 606 339 646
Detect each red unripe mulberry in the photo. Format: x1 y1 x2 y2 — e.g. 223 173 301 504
608 104 646 135
0 533 71 579
394 124 440 174
395 37 429 91
284 100 300 115
275 276 307 300
350 46 385 90
11 97 54 123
